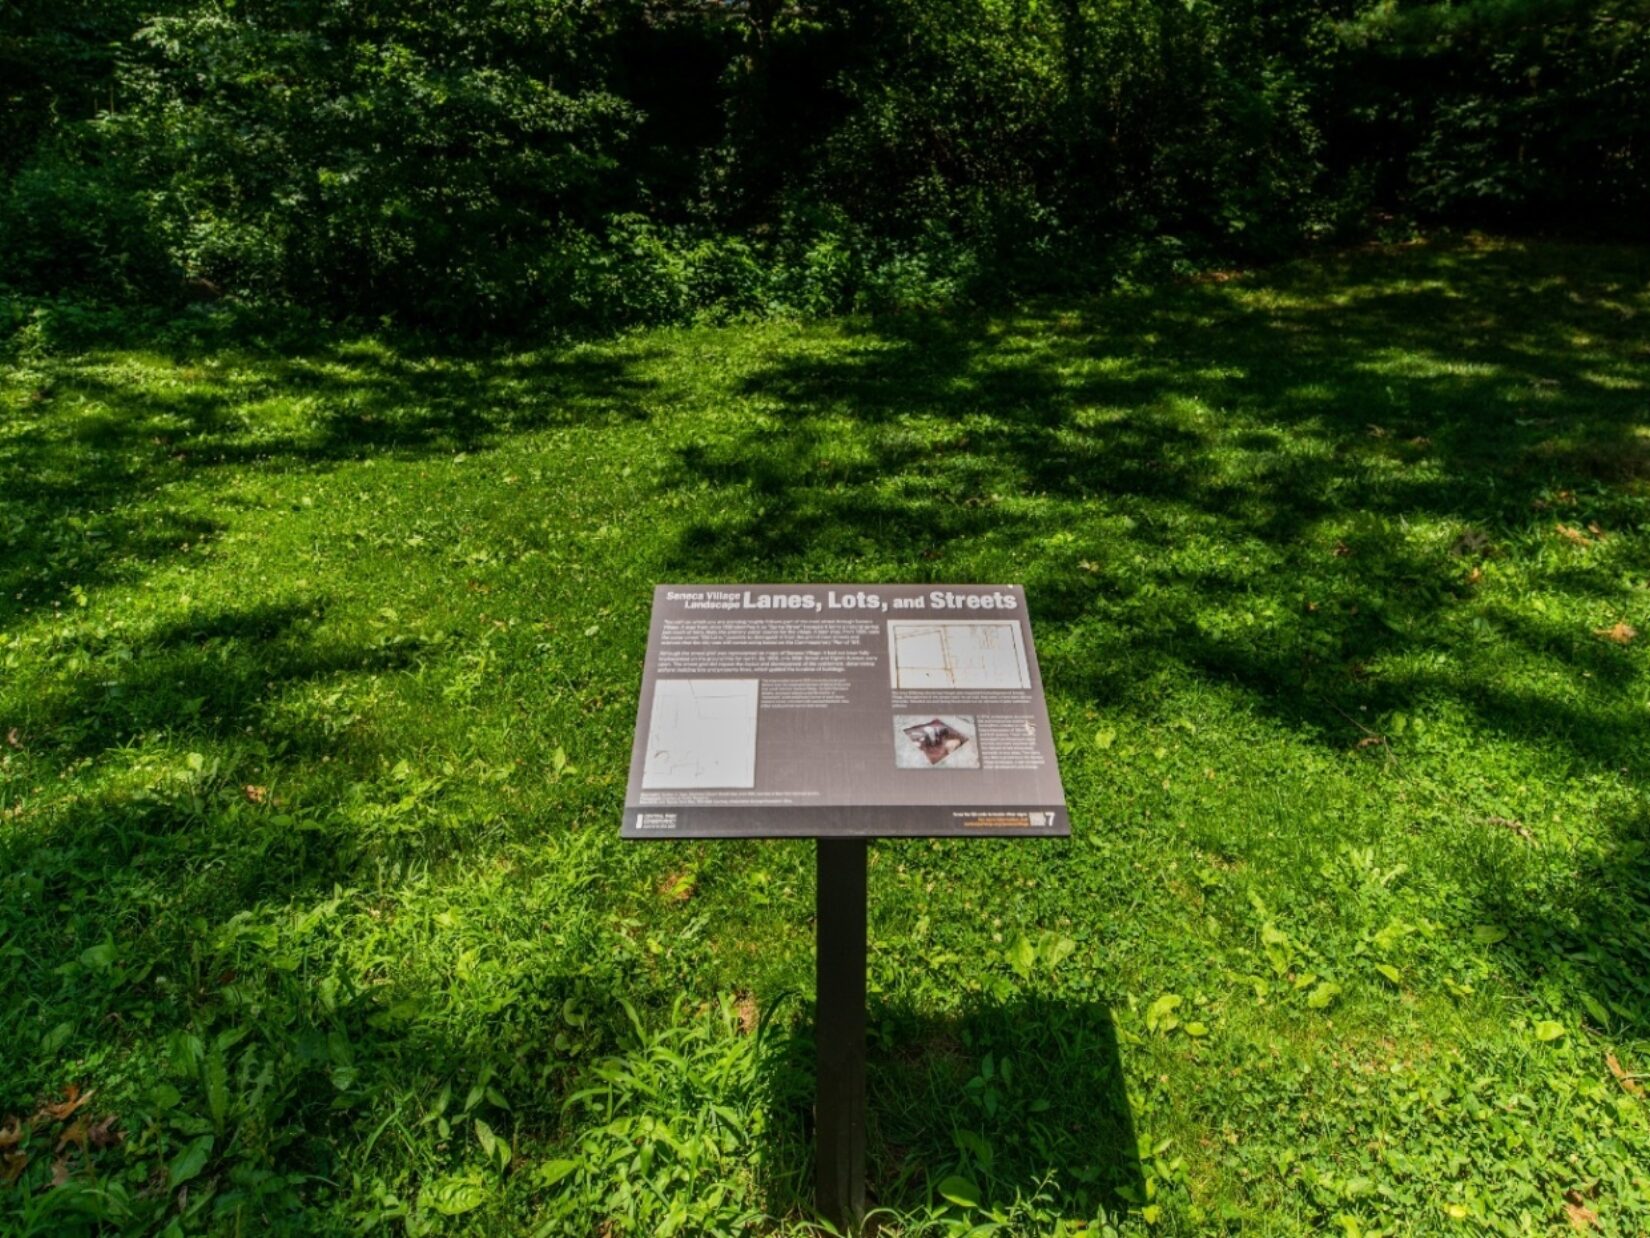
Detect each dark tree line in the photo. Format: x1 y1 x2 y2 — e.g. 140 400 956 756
3 0 1646 330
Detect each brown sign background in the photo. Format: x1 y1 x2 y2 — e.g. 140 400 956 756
622 584 1069 838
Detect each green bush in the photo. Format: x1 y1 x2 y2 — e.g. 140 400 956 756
2 0 1646 330
0 145 174 301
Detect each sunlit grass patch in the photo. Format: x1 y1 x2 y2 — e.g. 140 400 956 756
2 237 1648 1233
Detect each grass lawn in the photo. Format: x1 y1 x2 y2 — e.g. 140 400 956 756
2 235 1648 1235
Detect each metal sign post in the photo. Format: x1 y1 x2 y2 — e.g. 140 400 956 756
815 838 868 1228
621 584 1069 1229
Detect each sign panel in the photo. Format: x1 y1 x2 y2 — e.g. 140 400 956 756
622 585 1069 838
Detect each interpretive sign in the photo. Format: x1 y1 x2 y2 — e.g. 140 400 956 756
620 583 1068 1230
622 584 1069 838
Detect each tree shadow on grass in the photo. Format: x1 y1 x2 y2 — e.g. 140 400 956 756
0 601 419 1051
663 237 1649 773
1478 800 1650 1037
13 600 433 767
0 592 622 1225
0 338 662 628
755 994 1142 1228
659 235 1650 1045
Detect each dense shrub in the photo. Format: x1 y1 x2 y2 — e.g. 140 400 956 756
1 0 1645 331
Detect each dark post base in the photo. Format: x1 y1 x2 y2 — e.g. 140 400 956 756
815 838 868 1231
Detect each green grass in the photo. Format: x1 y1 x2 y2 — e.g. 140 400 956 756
2 235 1648 1236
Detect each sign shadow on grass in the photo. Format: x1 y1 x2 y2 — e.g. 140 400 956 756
753 993 1142 1226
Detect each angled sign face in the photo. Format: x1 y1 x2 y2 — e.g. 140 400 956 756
622 585 1069 838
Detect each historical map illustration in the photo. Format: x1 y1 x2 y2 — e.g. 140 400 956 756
641 678 760 789
886 620 1032 690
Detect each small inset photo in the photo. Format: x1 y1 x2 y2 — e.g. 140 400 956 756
894 714 981 769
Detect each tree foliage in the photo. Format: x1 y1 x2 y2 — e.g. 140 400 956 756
2 0 1646 329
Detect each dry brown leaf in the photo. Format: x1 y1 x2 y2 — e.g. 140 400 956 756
55 1117 88 1156
38 1085 93 1124
657 871 696 903
1565 1201 1599 1230
1190 268 1248 285
50 1154 70 1188
1594 623 1638 645
243 784 268 804
1 1150 25 1187
0 1118 22 1150
1556 523 1592 546
1465 567 1485 587
1564 1190 1599 1230
87 1115 122 1149
734 993 759 1036
1486 815 1535 842
1452 529 1492 556
1606 1053 1645 1098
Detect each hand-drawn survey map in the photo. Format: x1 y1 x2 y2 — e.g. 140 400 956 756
886 621 1031 690
642 678 760 788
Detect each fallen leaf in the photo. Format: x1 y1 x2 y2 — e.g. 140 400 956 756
1333 541 1353 557
1485 815 1534 842
1452 529 1491 556
0 1117 21 1149
1587 522 1606 539
1606 1053 1644 1098
1465 566 1484 586
1594 623 1638 645
1555 523 1591 546
50 1155 70 1188
243 784 268 804
4 728 19 749
657 871 696 903
38 1085 93 1123
1564 1190 1598 1230
734 993 758 1036
56 1117 89 1155
0 1150 24 1186
88 1115 122 1149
